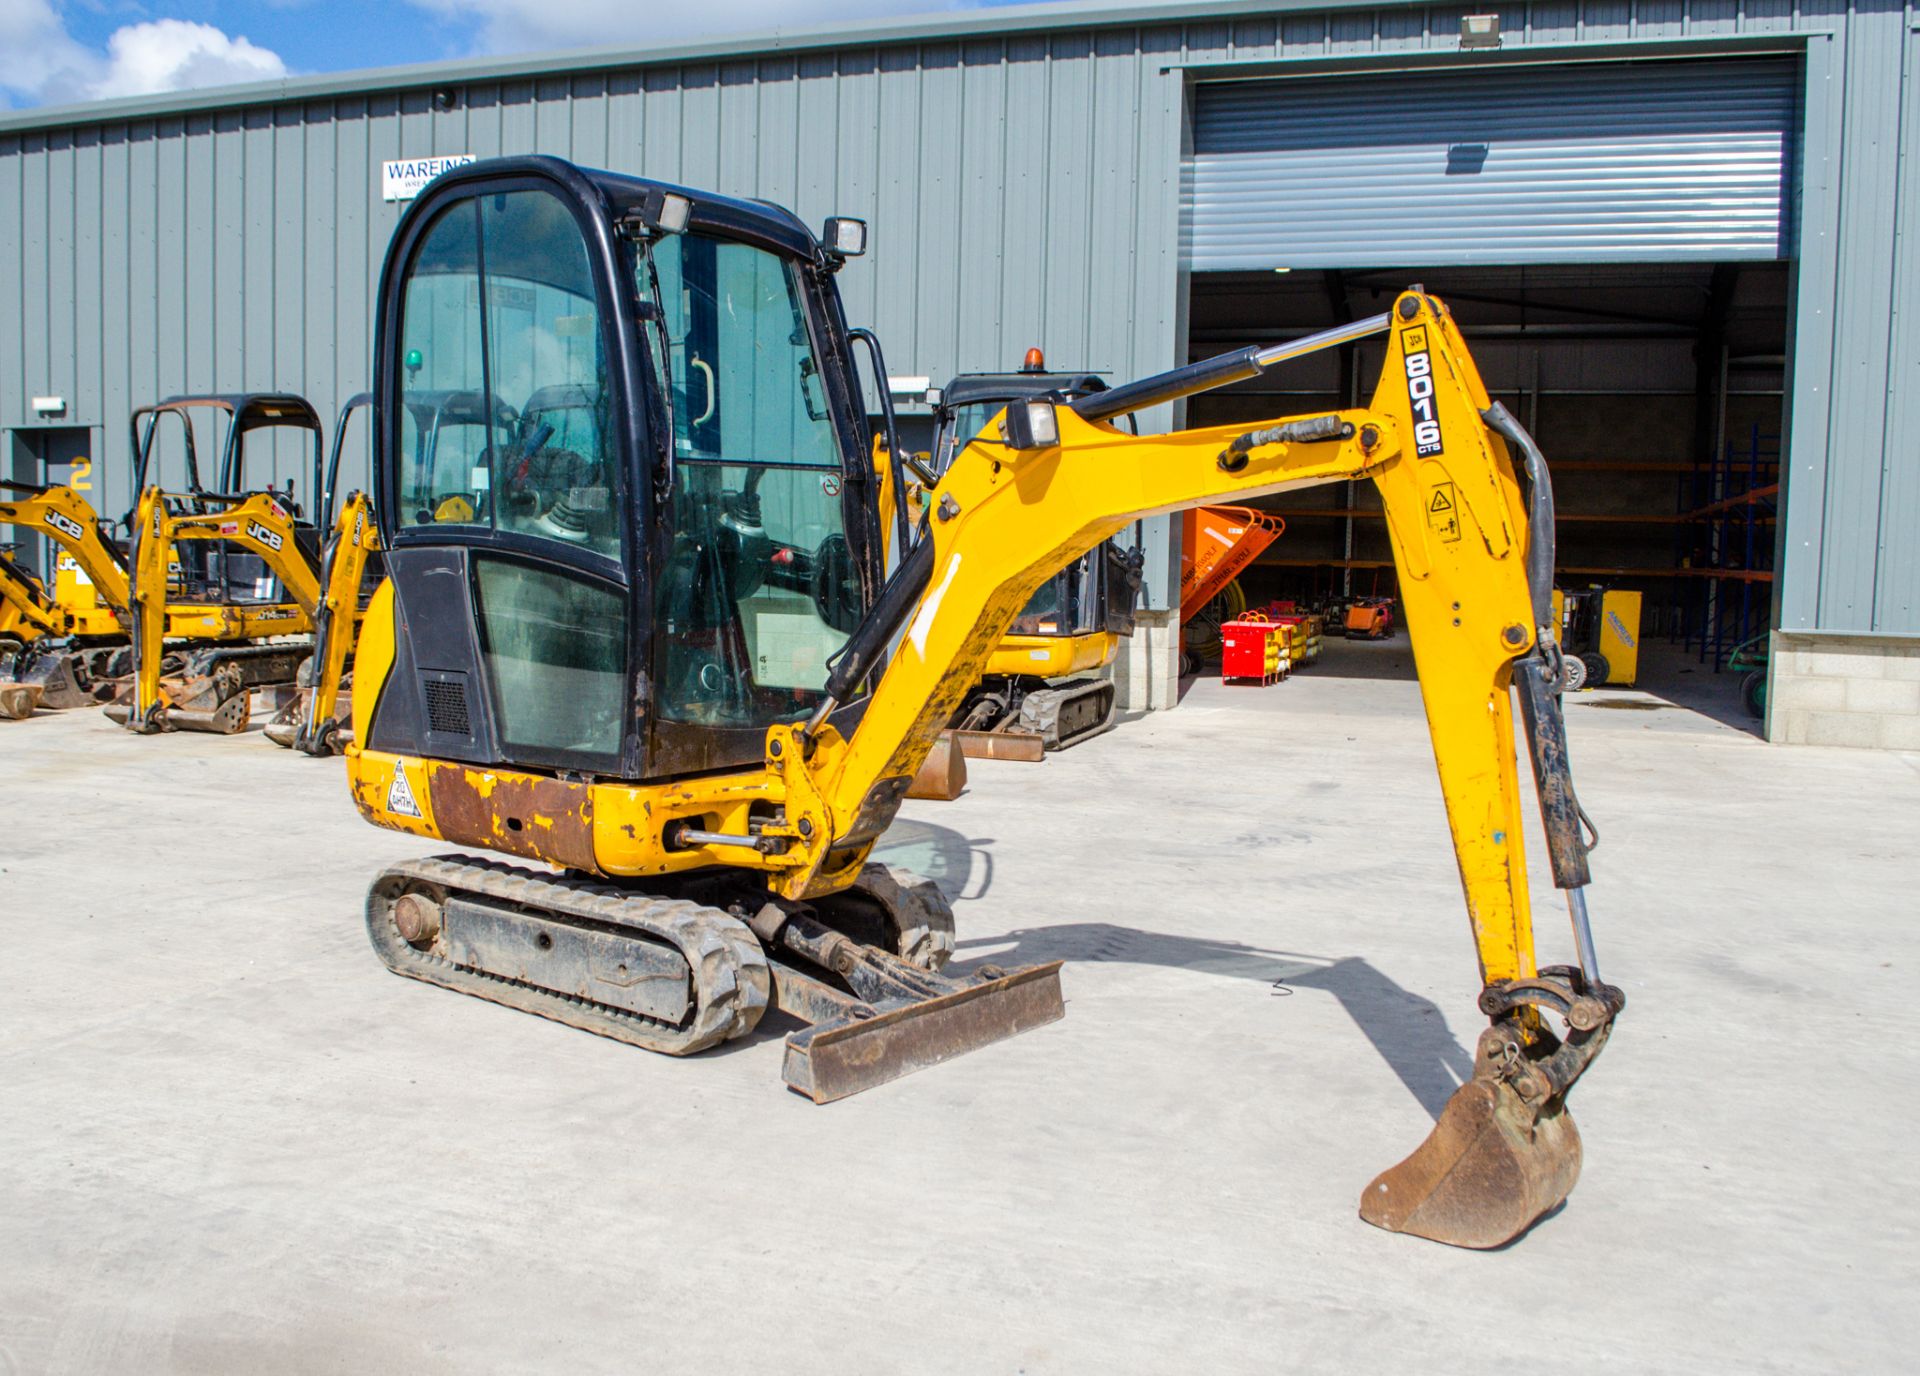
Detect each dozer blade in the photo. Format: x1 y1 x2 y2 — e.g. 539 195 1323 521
949 727 1044 762
1359 1077 1583 1250
0 682 41 720
781 960 1065 1104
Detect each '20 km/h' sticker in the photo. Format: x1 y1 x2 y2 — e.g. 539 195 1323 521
1402 327 1444 458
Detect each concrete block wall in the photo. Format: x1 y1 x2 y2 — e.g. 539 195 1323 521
1769 632 1920 750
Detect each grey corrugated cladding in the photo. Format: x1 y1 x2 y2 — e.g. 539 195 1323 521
0 0 1915 635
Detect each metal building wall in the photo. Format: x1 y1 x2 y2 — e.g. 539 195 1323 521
0 35 1191 518
0 0 1915 634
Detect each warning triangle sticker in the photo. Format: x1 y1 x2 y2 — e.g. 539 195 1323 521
1429 490 1454 513
387 769 423 818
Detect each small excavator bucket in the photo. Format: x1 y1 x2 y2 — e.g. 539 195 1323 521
1360 1076 1583 1250
907 730 970 798
0 680 41 720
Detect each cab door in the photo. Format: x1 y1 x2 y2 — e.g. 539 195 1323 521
371 180 636 777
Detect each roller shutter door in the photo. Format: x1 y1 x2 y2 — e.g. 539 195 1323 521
1183 58 1798 270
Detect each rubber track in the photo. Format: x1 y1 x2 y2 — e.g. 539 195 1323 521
1028 680 1116 750
367 854 770 1056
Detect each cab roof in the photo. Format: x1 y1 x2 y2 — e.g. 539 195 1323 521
133 393 323 433
939 372 1108 410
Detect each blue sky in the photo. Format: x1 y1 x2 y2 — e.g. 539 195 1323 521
2 0 1054 111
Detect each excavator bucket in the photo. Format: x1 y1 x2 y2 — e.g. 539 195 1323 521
1360 1076 1583 1249
0 681 40 720
907 730 970 798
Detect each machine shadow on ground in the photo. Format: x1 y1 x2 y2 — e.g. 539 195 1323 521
953 922 1476 1120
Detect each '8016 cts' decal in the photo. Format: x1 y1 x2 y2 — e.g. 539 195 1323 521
1401 326 1444 458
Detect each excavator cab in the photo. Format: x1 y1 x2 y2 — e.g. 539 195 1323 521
368 163 887 781
111 393 349 734
346 157 1623 1248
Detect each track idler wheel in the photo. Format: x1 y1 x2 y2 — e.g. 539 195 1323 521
1360 967 1623 1249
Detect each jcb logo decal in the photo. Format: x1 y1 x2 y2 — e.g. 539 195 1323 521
1403 330 1444 458
247 521 284 552
46 510 85 541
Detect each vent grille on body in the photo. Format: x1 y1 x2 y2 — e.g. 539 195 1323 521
422 677 471 736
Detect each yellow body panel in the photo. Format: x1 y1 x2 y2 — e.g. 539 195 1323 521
51 557 121 636
982 629 1118 679
347 293 1544 988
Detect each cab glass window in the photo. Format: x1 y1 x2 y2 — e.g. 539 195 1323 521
634 232 861 735
395 190 619 558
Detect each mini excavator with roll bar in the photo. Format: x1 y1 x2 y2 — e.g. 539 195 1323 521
343 156 1621 1248
110 394 382 738
0 480 139 712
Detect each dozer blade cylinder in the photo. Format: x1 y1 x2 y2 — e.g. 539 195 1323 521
781 960 1065 1104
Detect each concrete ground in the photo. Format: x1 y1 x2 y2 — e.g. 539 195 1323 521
1 638 1914 1374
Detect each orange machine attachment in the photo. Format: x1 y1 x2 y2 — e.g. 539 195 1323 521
1179 506 1284 623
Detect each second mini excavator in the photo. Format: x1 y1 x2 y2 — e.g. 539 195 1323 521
111 394 381 737
340 157 1623 1250
923 361 1144 754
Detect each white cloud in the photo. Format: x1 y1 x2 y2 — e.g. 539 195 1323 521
0 2 288 108
410 0 967 55
89 19 288 100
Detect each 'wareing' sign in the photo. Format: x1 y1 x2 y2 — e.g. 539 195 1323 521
382 155 478 202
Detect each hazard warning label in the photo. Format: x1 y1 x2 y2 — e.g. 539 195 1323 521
1426 482 1461 542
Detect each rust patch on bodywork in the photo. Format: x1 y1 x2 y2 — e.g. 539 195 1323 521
425 763 596 872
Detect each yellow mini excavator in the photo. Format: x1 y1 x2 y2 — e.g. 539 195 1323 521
0 549 66 718
921 361 1144 755
0 479 140 712
342 157 1621 1249
110 394 380 736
